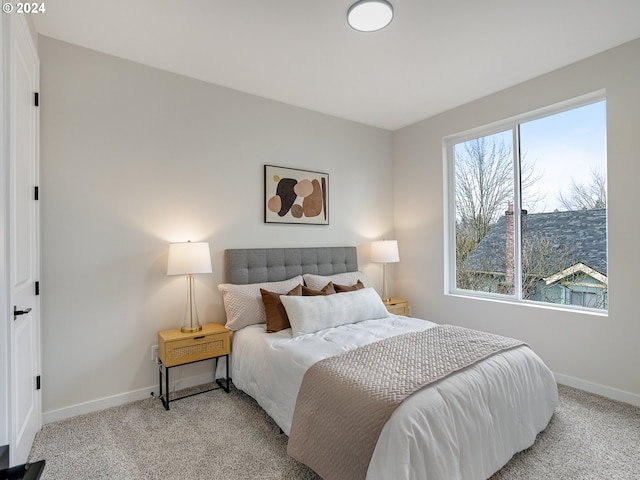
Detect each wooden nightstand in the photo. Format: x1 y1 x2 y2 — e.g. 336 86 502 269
157 322 230 410
383 298 409 316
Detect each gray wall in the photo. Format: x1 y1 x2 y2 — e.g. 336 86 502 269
38 37 394 418
393 38 640 403
39 33 640 418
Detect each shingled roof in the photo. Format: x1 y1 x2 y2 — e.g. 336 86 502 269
463 208 607 277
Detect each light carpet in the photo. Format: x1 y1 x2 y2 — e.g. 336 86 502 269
29 384 640 479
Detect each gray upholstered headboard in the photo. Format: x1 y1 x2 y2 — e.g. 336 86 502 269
225 247 358 284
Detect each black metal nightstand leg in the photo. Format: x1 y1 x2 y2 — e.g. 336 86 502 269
164 364 170 409
215 355 230 393
159 362 170 410
158 363 163 404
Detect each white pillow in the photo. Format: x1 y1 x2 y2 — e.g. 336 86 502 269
303 271 367 290
281 287 389 337
218 275 303 331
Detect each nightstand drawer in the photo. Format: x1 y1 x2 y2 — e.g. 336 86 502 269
158 323 231 367
163 333 229 367
384 298 409 316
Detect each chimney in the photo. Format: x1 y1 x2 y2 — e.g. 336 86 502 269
502 203 527 294
504 204 515 289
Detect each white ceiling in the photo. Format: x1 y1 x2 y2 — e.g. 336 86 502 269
33 0 640 131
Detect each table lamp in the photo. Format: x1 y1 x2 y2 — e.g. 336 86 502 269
167 241 212 333
371 240 399 302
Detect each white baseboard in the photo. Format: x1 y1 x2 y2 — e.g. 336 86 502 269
42 371 217 424
554 372 640 408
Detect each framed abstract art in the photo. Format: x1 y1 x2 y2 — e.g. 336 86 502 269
264 165 329 225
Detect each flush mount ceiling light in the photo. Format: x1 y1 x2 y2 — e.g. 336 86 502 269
347 0 394 32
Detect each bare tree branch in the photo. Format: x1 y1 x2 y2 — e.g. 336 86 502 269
557 167 607 211
454 135 541 252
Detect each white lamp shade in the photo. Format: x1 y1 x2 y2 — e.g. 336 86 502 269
167 242 212 275
371 240 399 263
347 0 394 32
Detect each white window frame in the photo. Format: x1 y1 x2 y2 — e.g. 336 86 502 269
443 90 608 314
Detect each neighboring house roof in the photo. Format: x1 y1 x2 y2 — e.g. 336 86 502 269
463 208 607 277
543 262 608 286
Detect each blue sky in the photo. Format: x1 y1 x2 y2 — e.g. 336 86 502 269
520 101 607 213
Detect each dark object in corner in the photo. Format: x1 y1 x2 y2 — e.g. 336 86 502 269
0 446 8 470
0 446 45 480
0 461 45 480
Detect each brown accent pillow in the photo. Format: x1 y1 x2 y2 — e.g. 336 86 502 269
261 284 302 333
333 279 365 293
302 282 336 296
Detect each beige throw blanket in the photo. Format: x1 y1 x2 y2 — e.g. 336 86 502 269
287 324 526 480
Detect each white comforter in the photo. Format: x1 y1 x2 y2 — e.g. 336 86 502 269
230 316 558 480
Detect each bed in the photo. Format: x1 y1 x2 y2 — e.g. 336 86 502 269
218 246 558 480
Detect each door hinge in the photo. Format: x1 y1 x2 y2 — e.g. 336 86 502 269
35 281 40 296
36 376 41 390
34 92 39 107
34 186 39 200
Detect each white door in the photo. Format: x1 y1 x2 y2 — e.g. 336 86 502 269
8 13 40 465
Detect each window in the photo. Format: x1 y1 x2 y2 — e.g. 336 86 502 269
570 291 598 308
446 93 608 312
